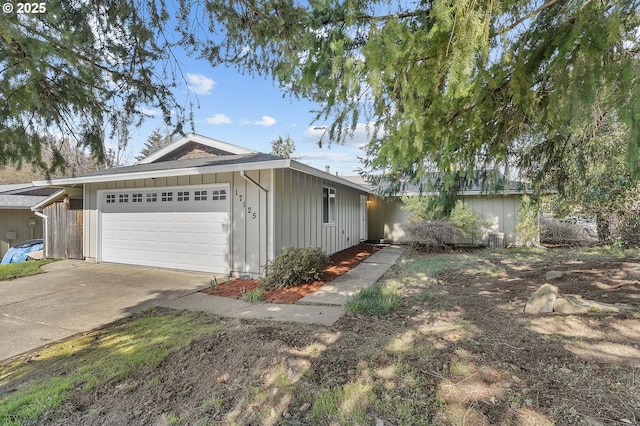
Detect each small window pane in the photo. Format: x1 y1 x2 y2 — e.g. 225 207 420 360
195 190 207 201
119 194 129 203
161 192 173 202
322 187 336 224
146 192 157 202
132 193 143 203
106 194 115 204
177 191 190 202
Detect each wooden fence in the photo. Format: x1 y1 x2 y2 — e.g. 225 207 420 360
44 200 83 259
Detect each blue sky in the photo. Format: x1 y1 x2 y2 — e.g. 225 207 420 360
127 59 369 177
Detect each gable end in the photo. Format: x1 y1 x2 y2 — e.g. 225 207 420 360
153 142 235 162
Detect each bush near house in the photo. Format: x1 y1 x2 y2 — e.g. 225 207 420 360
263 246 329 290
402 199 488 250
403 220 462 250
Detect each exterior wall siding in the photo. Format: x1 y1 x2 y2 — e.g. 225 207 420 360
84 170 273 277
273 169 366 256
0 210 43 258
369 195 522 245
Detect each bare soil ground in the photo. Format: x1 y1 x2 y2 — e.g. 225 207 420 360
12 247 640 425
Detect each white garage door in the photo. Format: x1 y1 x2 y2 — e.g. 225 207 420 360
99 185 230 273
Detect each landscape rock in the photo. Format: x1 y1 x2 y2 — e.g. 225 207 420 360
545 270 563 280
524 284 559 315
553 296 626 314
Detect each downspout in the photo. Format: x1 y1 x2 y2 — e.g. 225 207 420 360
32 208 49 258
239 170 269 276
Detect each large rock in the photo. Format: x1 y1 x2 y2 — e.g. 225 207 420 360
545 270 563 280
524 284 559 315
553 296 627 314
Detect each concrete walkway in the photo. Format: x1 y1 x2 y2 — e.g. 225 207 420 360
162 246 404 326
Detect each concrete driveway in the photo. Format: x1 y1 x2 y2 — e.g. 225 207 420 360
0 260 212 361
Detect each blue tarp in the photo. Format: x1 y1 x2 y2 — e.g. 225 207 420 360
1 240 44 265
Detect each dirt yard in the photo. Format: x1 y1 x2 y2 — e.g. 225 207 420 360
7 247 640 425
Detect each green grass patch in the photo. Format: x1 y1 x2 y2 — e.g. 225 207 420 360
346 283 399 316
241 287 264 303
0 259 56 281
0 308 225 425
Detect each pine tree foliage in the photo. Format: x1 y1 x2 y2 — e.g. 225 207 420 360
190 0 640 197
136 128 174 161
0 0 188 176
270 134 295 158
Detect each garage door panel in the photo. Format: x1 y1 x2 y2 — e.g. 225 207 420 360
99 185 230 273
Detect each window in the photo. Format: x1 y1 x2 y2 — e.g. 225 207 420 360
119 193 129 203
322 187 336 224
146 192 157 202
194 190 207 201
132 193 143 203
212 190 220 201
161 191 173 202
177 191 190 202
219 189 227 200
106 194 115 204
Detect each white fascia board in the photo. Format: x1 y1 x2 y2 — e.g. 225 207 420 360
139 133 256 164
30 189 67 210
288 160 371 193
34 159 292 186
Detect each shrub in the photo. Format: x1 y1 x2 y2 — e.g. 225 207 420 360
263 246 329 290
401 195 445 221
516 195 539 246
402 220 461 250
448 200 489 243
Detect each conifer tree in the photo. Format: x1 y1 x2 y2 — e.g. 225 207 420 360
193 0 640 201
136 128 174 161
0 0 187 176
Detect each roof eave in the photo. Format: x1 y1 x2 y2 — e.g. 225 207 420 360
34 159 293 186
288 160 371 193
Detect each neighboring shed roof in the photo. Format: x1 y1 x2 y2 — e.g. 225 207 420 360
343 171 533 196
0 183 35 194
0 194 50 210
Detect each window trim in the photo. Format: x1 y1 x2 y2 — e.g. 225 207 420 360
322 186 336 225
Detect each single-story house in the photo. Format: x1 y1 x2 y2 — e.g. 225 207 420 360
35 134 369 277
344 172 533 246
0 184 58 258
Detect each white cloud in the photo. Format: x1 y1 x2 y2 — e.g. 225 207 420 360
296 151 356 164
186 73 216 95
205 114 232 125
242 115 277 126
303 123 380 148
255 115 277 126
141 108 160 117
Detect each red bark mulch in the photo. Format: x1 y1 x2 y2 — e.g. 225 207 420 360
200 243 381 304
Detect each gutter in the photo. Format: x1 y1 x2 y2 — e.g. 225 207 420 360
31 209 49 258
30 189 66 259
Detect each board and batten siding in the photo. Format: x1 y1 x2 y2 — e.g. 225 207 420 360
273 169 366 256
0 210 43 258
368 194 522 245
83 170 273 277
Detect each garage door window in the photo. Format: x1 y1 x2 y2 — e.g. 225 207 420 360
132 193 143 203
106 194 115 204
146 192 157 202
161 192 173 202
119 194 129 203
177 191 190 202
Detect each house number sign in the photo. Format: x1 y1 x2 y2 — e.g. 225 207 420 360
236 189 257 219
